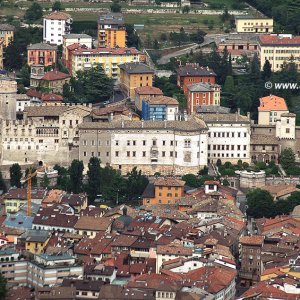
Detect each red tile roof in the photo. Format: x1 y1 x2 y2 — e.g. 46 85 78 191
26 89 42 98
135 86 163 95
239 235 264 246
42 70 70 81
258 95 288 112
259 35 300 46
72 46 142 56
44 11 71 20
41 93 63 102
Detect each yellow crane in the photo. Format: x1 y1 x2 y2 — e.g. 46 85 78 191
22 165 47 217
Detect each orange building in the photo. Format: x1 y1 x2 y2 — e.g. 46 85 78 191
142 177 185 205
98 13 126 48
187 82 221 114
27 43 57 67
119 62 154 98
177 64 217 95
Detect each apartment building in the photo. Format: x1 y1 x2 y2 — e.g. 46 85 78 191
258 34 300 71
141 95 179 121
119 62 154 97
239 236 264 287
43 11 72 45
78 117 208 175
198 112 251 164
258 95 289 125
68 46 145 79
187 82 220 114
177 64 216 95
97 13 126 48
27 43 57 67
62 33 92 65
235 16 273 33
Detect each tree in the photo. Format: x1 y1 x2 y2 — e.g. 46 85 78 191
69 160 84 194
223 75 235 94
126 167 149 200
19 64 31 87
280 148 295 171
153 39 159 50
0 171 7 193
52 1 62 11
182 174 201 187
110 0 121 12
68 64 114 103
24 2 43 22
87 157 101 204
246 189 275 218
250 53 261 82
126 24 140 48
262 59 272 80
41 174 50 189
53 164 70 191
0 274 7 300
160 33 168 42
10 163 22 188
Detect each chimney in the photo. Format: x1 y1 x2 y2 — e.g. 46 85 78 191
121 119 124 128
141 119 144 128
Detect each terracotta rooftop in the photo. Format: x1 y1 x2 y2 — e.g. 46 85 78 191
259 35 300 46
258 95 288 111
41 93 63 102
42 70 71 81
44 11 71 20
260 185 300 198
72 46 141 56
135 86 163 95
239 235 264 246
154 177 185 187
26 89 42 98
157 244 193 256
74 216 113 231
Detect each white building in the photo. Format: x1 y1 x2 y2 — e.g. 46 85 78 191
78 117 208 176
16 94 31 113
43 11 72 45
198 111 251 164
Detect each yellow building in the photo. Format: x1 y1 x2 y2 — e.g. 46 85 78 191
0 24 15 47
258 95 289 125
258 34 300 71
70 47 145 79
235 16 273 33
119 62 154 98
261 266 300 281
25 233 50 254
142 177 185 206
98 13 126 48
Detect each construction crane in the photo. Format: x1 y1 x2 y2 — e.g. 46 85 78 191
22 165 47 217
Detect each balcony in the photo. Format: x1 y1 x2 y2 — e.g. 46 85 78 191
150 146 158 163
130 250 150 258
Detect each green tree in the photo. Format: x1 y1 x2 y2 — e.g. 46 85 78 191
110 0 121 12
68 64 114 103
125 24 140 48
262 59 272 80
87 157 101 204
182 173 200 187
19 64 31 87
280 148 295 171
246 189 275 218
69 160 84 194
52 1 62 11
53 164 70 191
286 191 300 212
222 179 230 186
223 75 235 94
153 39 159 50
0 274 7 300
126 167 149 200
10 163 22 188
25 2 43 22
0 171 7 193
250 53 261 82
160 33 168 42
41 174 50 189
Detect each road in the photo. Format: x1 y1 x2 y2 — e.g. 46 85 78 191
157 36 214 65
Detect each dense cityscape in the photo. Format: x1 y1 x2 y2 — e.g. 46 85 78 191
0 0 300 299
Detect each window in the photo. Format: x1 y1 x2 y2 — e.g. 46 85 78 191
170 151 173 157
143 140 146 146
133 140 136 146
152 140 157 146
132 151 136 157
127 140 130 146
184 139 191 148
115 140 119 146
142 151 146 157
170 141 173 146
127 151 130 157
162 151 165 157
83 151 87 157
55 139 59 143
115 151 119 157
286 128 290 133
162 140 166 146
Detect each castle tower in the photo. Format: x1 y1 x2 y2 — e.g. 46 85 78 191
0 77 17 120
